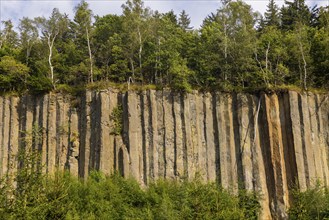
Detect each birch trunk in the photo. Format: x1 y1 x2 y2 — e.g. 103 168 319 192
86 27 93 84
47 35 56 85
138 26 143 82
299 42 307 90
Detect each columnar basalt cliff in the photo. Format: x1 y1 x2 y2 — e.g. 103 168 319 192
0 90 329 219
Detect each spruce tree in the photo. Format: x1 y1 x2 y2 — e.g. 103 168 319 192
264 0 280 27
178 10 193 30
281 0 311 30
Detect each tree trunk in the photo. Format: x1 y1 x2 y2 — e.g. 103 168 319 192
299 41 307 90
265 42 270 71
223 14 228 82
155 37 161 84
138 26 143 83
26 40 33 65
254 50 268 86
130 58 135 80
86 27 93 84
47 35 55 85
252 96 262 147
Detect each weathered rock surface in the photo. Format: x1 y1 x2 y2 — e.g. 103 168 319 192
0 90 328 219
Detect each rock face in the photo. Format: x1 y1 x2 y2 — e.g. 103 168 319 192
0 89 329 219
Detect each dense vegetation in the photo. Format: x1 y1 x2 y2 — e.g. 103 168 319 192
0 0 328 94
288 183 329 219
0 146 261 219
0 172 262 219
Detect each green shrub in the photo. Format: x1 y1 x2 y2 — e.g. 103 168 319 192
288 182 329 220
27 75 53 94
110 105 123 135
0 170 261 219
0 128 260 220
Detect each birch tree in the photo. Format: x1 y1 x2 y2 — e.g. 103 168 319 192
285 23 311 89
18 17 39 65
35 8 68 85
0 20 18 51
122 0 151 83
74 0 94 83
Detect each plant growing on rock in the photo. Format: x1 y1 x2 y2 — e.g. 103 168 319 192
110 104 123 135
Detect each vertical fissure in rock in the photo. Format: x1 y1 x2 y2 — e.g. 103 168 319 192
114 136 117 171
147 91 154 180
314 95 321 139
118 145 124 177
65 108 72 170
181 94 188 178
8 97 18 175
238 94 253 191
202 94 208 179
172 93 177 177
212 94 221 184
297 94 309 187
258 94 276 217
232 93 243 187
40 96 48 172
162 92 167 178
3 98 11 176
78 93 86 178
55 96 61 167
279 93 297 202
16 98 24 172
247 95 257 191
122 92 129 153
89 93 95 170
31 96 37 150
37 97 44 153
140 92 147 184
7 98 13 175
94 92 102 171
316 94 329 185
45 96 50 173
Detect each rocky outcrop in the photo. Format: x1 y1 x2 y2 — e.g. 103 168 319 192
0 89 328 219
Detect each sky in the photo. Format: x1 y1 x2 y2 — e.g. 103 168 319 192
0 0 328 30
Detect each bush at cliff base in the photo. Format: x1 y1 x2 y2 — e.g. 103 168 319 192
288 182 329 220
0 170 261 219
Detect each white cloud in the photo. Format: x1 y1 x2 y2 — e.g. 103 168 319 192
1 0 75 29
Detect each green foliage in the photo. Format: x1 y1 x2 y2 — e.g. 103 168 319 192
1 0 329 94
288 182 329 219
110 105 123 135
26 75 53 94
0 56 29 92
263 0 280 27
0 169 261 219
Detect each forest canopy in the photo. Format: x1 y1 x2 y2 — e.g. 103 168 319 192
0 0 328 93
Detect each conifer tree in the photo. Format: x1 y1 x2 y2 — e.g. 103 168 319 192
178 10 193 30
281 0 311 30
264 0 280 27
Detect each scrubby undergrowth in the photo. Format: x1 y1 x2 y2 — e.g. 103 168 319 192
288 183 329 220
0 170 261 220
0 146 261 219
